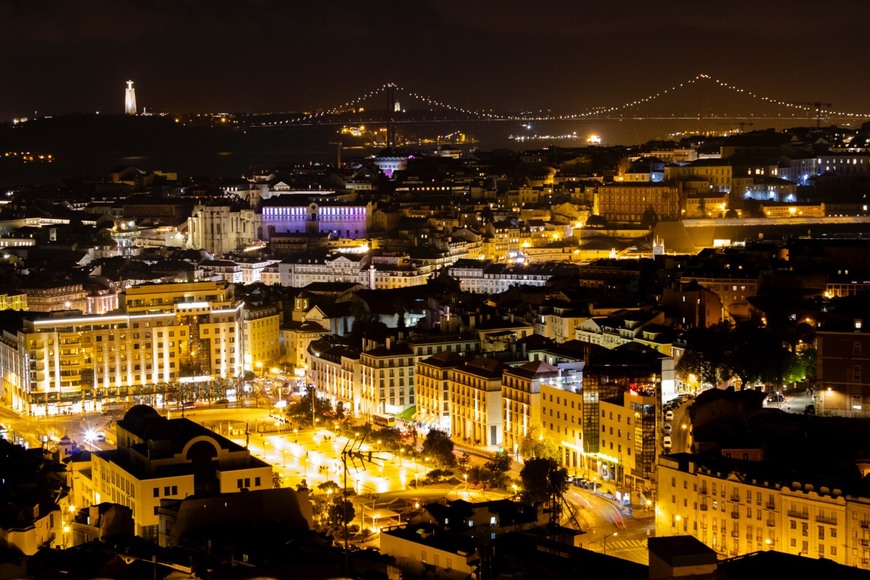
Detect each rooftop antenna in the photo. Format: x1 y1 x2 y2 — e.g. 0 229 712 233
342 432 367 570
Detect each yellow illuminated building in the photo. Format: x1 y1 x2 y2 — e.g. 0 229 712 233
502 361 558 460
0 281 243 416
449 358 505 447
244 304 281 373
657 454 870 569
540 383 586 474
76 406 271 542
0 291 27 311
416 352 465 433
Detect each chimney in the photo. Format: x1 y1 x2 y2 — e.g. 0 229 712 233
386 338 392 350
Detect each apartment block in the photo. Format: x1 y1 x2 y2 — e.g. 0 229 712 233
416 352 466 434
503 361 559 460
657 454 870 569
0 281 243 416
450 358 505 447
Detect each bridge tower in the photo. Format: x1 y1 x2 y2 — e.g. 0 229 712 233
386 83 397 148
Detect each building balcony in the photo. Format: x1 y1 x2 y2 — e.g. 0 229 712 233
816 515 838 525
787 510 809 519
731 512 739 519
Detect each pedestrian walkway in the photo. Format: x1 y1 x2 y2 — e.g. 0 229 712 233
602 538 647 551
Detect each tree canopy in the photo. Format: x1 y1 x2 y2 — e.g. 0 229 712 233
519 427 559 461
676 321 816 390
520 457 569 506
421 429 456 467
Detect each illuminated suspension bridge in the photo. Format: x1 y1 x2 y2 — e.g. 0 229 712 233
256 74 870 129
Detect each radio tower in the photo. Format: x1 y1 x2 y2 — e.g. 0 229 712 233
124 81 137 115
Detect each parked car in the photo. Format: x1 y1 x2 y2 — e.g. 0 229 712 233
663 435 672 449
665 410 674 422
663 423 672 434
804 404 815 415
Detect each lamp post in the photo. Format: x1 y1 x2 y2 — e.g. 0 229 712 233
603 531 617 555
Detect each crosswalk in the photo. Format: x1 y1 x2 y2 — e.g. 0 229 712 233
590 538 647 552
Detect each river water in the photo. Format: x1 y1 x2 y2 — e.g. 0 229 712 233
0 117 813 187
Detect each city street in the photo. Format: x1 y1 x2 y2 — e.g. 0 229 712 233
0 402 659 564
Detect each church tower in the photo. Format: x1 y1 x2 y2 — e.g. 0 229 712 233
125 80 137 115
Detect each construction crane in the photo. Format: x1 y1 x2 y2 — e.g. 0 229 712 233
717 122 753 134
801 102 833 128
328 141 342 169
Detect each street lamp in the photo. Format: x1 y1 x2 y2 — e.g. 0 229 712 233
604 531 618 555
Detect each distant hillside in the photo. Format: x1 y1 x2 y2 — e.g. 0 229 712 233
0 114 338 185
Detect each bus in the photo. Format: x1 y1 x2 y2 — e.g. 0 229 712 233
372 413 397 428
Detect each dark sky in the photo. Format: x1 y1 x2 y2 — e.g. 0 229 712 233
3 0 869 121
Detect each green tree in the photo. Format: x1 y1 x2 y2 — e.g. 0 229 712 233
326 497 356 538
676 323 734 388
519 427 559 460
485 449 512 475
272 471 283 489
421 429 456 467
520 458 569 509
372 427 403 451
724 322 769 389
483 450 513 488
286 390 333 426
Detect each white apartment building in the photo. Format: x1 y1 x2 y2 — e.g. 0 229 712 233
447 260 558 294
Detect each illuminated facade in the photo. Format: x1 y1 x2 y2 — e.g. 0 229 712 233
657 454 870 569
19 281 87 313
0 281 243 416
186 203 259 256
592 183 681 225
306 340 361 416
359 340 415 417
502 361 559 460
79 406 271 541
415 352 465 433
446 260 558 294
815 321 870 418
599 389 657 493
261 199 370 241
243 304 281 373
449 358 505 447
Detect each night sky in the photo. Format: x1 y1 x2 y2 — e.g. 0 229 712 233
3 0 869 121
